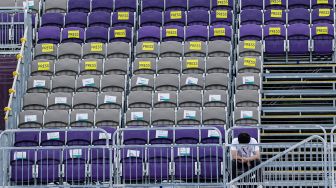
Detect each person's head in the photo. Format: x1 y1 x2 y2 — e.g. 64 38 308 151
238 133 251 144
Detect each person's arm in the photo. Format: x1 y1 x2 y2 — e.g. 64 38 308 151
246 150 260 161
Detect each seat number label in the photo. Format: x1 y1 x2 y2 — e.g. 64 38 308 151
139 61 152 69
214 28 225 36
166 28 178 37
316 26 328 35
189 41 202 50
271 10 282 18
68 30 80 38
244 40 256 49
38 62 50 71
91 42 103 52
118 12 129 20
142 42 154 51
114 29 126 38
85 61 97 70
186 59 199 68
270 0 282 5
319 9 330 17
217 0 228 6
170 11 182 19
244 58 257 67
269 27 281 35
317 0 328 4
216 10 228 18
41 43 53 52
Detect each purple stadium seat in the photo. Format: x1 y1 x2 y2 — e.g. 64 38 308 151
200 126 225 144
239 24 262 41
264 0 286 10
264 9 286 25
199 146 223 180
14 132 39 147
115 0 137 12
63 148 88 183
147 147 171 180
166 0 187 11
189 0 210 10
36 149 61 183
240 9 262 25
62 27 85 43
209 25 232 41
240 0 263 10
312 0 333 9
41 131 66 146
65 12 88 28
120 148 145 180
10 149 36 183
149 129 173 144
174 146 197 180
162 25 184 42
288 0 310 9
109 26 132 43
210 10 233 26
90 148 112 182
142 0 164 11
88 11 112 28
164 10 186 26
288 23 310 55
288 8 310 24
186 25 208 41
38 26 61 44
85 26 108 43
41 13 64 28
187 10 209 26
66 131 91 146
123 130 148 145
92 0 114 12
312 8 334 24
140 10 163 27
312 23 334 55
264 24 286 55
112 11 135 27
68 0 90 13
212 0 233 10
138 26 160 42
175 129 199 144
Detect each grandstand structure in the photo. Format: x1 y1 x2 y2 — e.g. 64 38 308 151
0 0 334 187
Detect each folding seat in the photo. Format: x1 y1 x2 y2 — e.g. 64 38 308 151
133 58 156 75
147 147 172 181
176 107 201 126
239 24 262 41
68 0 90 12
155 74 180 91
180 74 204 90
14 132 39 147
128 91 152 108
203 90 228 107
120 148 145 181
23 93 47 111
101 75 126 92
240 0 263 10
58 42 82 59
173 147 197 180
187 10 209 26
76 75 101 92
41 13 64 28
83 42 106 59
48 93 73 110
51 75 76 93
34 44 57 60
189 0 210 10
45 0 67 13
287 24 310 55
138 26 161 42
112 12 135 27
73 92 97 109
162 26 184 42
184 41 206 57
153 91 177 108
140 10 163 27
79 59 103 75
37 26 61 44
288 0 310 9
237 57 261 73
238 40 262 57
67 131 92 146
205 73 228 90
63 148 89 183
31 60 54 76
18 110 43 128
86 26 109 43
149 130 173 144
130 74 154 91
157 57 181 74
96 109 121 127
236 73 260 90
98 92 123 109
70 109 94 127
92 127 116 145
104 58 128 75
44 110 69 128
125 108 151 126
209 25 232 41
264 9 286 25
312 23 334 55
92 0 114 12
55 59 79 76
90 148 112 182
10 149 35 183
109 26 132 43
264 24 286 55
312 0 333 9
40 131 65 146
88 11 111 28
312 9 334 24
61 27 85 43
164 10 186 26
123 130 148 145
64 12 88 28
185 25 208 41
202 107 226 125
135 42 159 58
178 90 202 107
159 42 183 58
234 107 259 125
200 126 225 143
142 0 165 12
175 129 199 143
166 0 187 11
199 146 223 180
211 10 233 26
288 8 310 25
27 76 50 93
107 42 130 59
206 57 230 73
212 0 233 10
240 9 263 25
264 0 286 10
115 0 137 12
36 149 61 183
208 41 231 57
151 108 176 126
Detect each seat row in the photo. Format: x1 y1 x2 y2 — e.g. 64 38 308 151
240 0 334 10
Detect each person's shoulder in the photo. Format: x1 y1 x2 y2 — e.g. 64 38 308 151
250 138 258 144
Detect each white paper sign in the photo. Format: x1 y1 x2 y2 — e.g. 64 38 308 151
33 80 45 87
208 130 220 138
127 150 140 157
136 77 149 85
76 113 89 121
209 95 221 102
82 78 95 87
185 77 198 85
243 76 255 85
55 97 67 104
14 152 27 160
24 115 37 122
183 110 196 119
156 130 168 138
178 147 190 156
104 95 117 103
47 132 60 140
70 149 82 158
158 93 170 102
131 112 144 120
241 111 253 119
99 133 112 139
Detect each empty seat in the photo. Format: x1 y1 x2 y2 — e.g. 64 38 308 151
34 43 57 60
61 27 85 43
174 147 197 180
125 108 151 126
189 0 210 10
65 12 88 28
92 0 114 12
104 58 128 75
76 75 101 92
179 90 202 107
44 110 69 128
142 0 164 11
140 10 163 27
185 25 208 41
184 41 206 57
212 0 233 10
164 10 186 26
136 42 159 58
63 149 89 183
264 9 286 25
288 8 310 25
205 73 228 90
120 148 145 181
312 23 334 55
155 74 180 91
45 0 67 13
206 57 230 73
166 0 187 11
14 132 39 147
203 90 228 107
41 131 66 146
162 25 185 42
240 9 263 25
236 73 261 90
239 24 262 41
312 0 333 9
23 93 47 110
112 11 135 27
10 150 35 183
157 57 181 74
123 130 148 145
36 149 61 183
90 148 112 182
199 146 223 180
200 126 225 143
70 109 94 127
237 57 261 73
288 0 310 9
238 40 262 57
51 75 76 92
176 107 201 126
19 110 43 128
182 57 205 74
67 131 91 146
234 107 259 125
109 26 132 43
211 10 233 26
73 92 97 109
264 0 286 10
235 90 260 107
130 74 154 91
27 76 50 93
55 59 79 76
180 74 204 90
159 41 183 57
151 108 176 126
138 26 161 42
128 91 153 108
48 93 72 110
95 109 121 127
203 107 226 125
92 127 116 145
240 0 263 10
37 26 61 44
89 11 112 28
68 0 90 13
208 41 231 57
98 92 123 109
264 24 286 55
153 91 177 108
83 42 106 59
58 42 82 59
31 60 54 76
79 59 103 75
147 147 172 181
101 75 126 92
107 42 130 58
209 25 232 41
288 24 310 55
86 26 109 43
312 8 334 24
187 10 209 26
175 129 199 143
41 13 64 28
115 0 137 12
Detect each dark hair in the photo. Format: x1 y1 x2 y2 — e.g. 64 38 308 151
238 133 251 144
